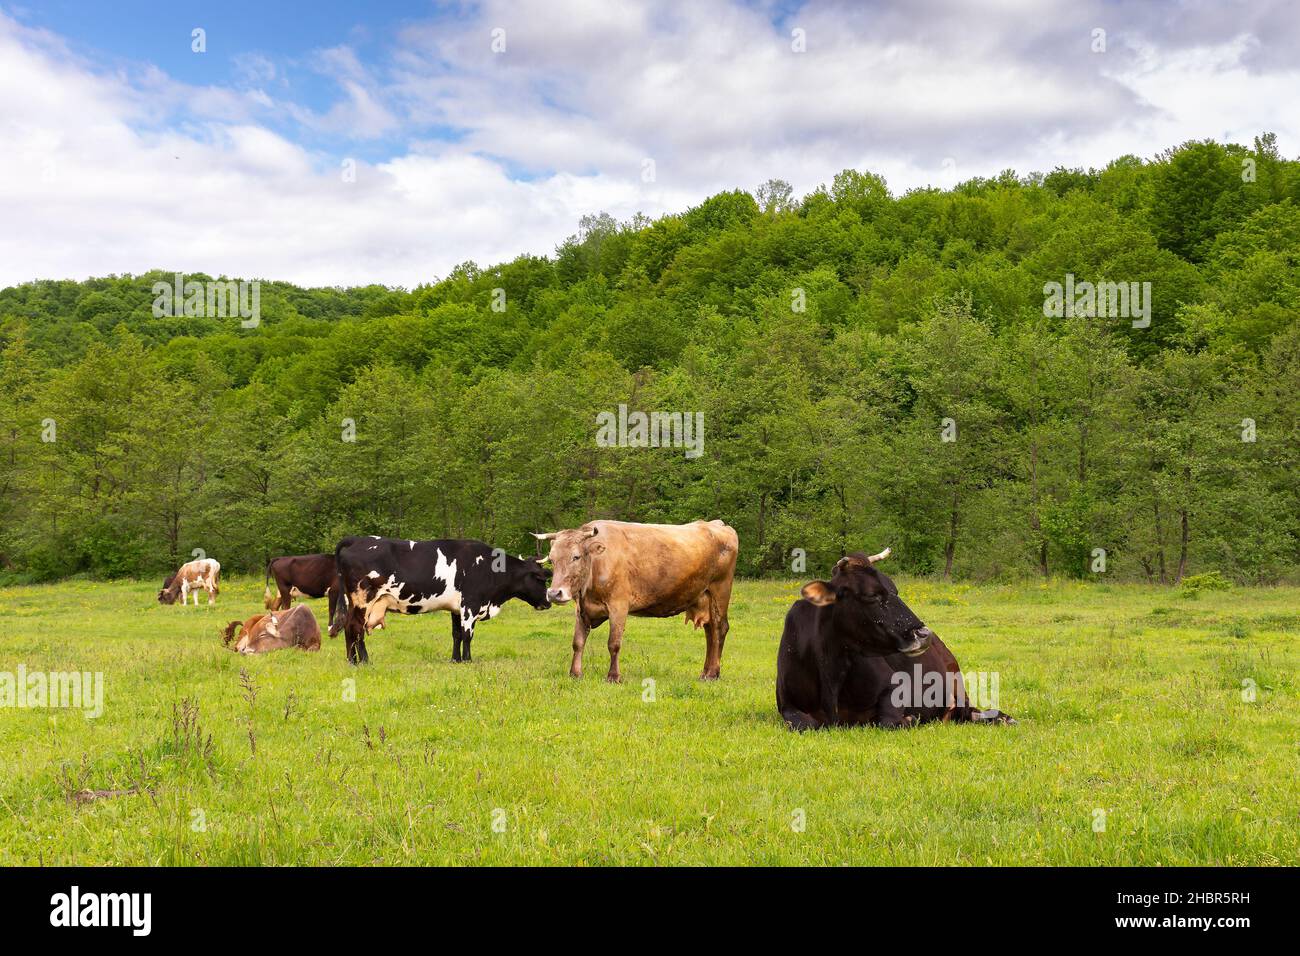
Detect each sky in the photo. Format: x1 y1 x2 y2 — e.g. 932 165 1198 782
1 0 1298 289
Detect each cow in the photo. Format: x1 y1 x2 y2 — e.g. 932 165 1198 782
333 536 552 665
265 553 339 634
158 557 221 606
221 604 321 654
532 519 738 683
776 548 1013 730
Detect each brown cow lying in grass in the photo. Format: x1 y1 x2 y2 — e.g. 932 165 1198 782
221 604 321 654
777 549 1013 730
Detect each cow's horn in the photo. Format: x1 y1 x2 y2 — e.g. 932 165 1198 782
583 526 599 538
531 531 558 541
867 547 892 564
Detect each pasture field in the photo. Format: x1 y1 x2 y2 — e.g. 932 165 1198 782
0 576 1296 866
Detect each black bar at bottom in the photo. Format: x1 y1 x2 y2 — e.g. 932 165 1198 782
0 866 1279 941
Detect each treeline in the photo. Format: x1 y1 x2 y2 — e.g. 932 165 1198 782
1 136 1298 583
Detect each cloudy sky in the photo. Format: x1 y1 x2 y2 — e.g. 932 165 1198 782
1 0 1297 289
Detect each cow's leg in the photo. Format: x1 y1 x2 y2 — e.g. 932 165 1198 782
329 590 346 638
451 615 464 663
326 588 339 636
605 608 627 683
460 613 475 663
780 708 825 732
207 583 216 606
344 607 365 665
356 628 370 664
701 582 732 680
569 611 591 678
701 603 728 681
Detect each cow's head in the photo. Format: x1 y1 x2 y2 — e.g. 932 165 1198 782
801 548 933 657
511 556 552 610
223 615 266 652
532 525 600 605
158 577 179 605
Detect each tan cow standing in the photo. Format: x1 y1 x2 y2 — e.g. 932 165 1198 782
221 604 321 654
533 519 738 682
158 558 221 606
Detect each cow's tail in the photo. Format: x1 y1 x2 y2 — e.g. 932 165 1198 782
331 541 349 637
220 620 241 647
329 576 348 637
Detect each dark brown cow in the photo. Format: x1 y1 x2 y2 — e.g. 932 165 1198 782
533 519 738 682
776 549 1012 730
265 553 339 635
222 604 321 655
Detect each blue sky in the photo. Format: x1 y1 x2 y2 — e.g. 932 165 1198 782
18 0 429 87
10 0 454 163
1 0 1296 287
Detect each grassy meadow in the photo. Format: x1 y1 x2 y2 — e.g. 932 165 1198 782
0 576 1296 866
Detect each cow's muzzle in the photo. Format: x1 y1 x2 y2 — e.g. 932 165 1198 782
546 588 571 605
899 627 934 657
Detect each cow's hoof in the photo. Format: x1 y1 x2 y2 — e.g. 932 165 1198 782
569 670 583 679
699 672 720 682
605 674 623 684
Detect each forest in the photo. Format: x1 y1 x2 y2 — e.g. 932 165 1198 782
1 135 1297 584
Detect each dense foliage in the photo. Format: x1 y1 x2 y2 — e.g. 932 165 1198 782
2 136 1298 583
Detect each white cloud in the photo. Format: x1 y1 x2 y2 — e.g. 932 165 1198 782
1 2 1297 289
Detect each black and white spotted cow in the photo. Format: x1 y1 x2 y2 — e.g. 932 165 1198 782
333 536 551 665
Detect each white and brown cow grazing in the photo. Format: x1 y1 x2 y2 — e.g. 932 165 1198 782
158 558 221 606
221 604 321 654
533 519 738 683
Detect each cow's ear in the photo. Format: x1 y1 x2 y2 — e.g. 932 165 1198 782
801 581 837 605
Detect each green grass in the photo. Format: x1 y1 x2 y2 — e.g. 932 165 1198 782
1 577 1296 865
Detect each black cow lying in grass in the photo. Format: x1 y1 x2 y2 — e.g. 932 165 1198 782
776 548 1014 731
